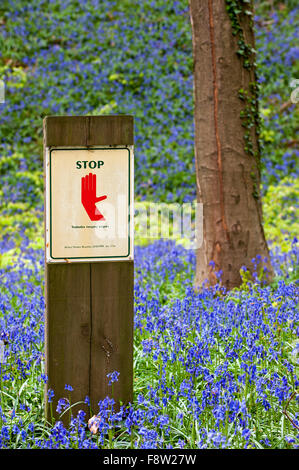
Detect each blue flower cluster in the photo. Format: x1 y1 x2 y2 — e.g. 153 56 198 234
0 0 298 213
0 239 298 448
0 0 195 205
255 6 299 189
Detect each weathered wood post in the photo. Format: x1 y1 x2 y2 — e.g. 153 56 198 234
43 115 134 423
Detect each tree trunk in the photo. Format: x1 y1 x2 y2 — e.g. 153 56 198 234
189 0 273 289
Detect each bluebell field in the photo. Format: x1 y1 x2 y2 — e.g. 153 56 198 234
0 0 298 449
0 240 298 448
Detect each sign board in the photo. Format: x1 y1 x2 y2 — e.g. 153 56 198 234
45 146 134 262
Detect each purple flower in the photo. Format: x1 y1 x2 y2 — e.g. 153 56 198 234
107 371 120 385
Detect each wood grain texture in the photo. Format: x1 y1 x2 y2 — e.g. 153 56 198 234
44 115 134 424
45 263 91 422
90 261 134 412
44 115 134 147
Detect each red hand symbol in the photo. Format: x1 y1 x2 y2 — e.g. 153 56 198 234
81 173 107 221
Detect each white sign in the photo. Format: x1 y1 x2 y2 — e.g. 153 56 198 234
45 146 134 263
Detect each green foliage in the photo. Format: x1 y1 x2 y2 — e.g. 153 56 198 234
263 176 299 251
225 0 256 68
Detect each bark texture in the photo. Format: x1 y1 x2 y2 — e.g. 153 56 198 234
189 0 273 289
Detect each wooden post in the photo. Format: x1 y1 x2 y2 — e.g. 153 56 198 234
43 116 134 423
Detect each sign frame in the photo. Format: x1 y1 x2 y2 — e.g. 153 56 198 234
45 144 134 263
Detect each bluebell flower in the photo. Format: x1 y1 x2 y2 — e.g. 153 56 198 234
107 371 120 385
47 389 54 403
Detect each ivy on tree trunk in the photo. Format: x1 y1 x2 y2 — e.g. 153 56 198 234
189 0 273 289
